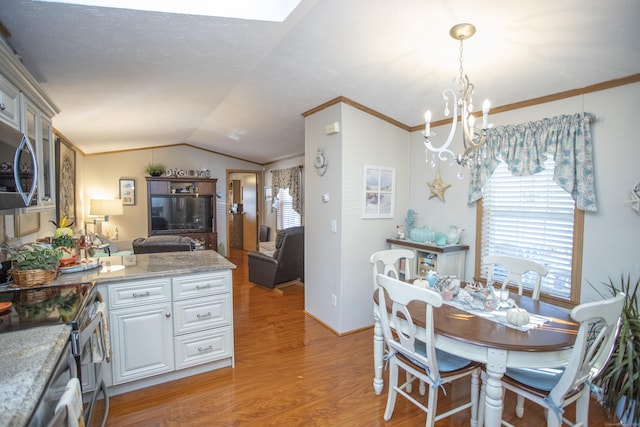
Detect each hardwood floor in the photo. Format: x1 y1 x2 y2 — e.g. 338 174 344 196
100 249 621 426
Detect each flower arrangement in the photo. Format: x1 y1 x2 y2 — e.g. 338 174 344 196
50 216 75 249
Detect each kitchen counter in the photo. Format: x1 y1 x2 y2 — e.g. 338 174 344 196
51 249 236 287
0 324 72 427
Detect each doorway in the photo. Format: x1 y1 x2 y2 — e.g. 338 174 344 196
226 170 260 254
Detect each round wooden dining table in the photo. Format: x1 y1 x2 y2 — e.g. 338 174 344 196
373 289 579 427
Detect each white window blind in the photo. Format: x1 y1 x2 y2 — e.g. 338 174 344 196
480 159 575 300
276 188 301 231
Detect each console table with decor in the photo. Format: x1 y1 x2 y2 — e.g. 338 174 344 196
386 238 468 280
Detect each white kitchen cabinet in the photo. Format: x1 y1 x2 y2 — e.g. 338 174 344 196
387 238 469 280
0 73 21 130
23 98 55 210
109 302 174 384
0 37 59 213
100 270 234 392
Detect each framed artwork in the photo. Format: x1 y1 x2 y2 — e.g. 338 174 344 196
119 178 136 206
55 136 76 225
361 164 395 219
14 212 40 237
264 186 272 202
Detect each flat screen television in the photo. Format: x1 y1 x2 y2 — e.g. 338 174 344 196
150 195 213 234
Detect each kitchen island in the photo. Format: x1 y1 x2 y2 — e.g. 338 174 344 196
2 249 237 423
60 250 238 396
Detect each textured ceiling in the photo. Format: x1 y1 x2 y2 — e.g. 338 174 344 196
0 0 638 164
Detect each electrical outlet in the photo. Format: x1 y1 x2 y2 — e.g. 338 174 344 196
331 294 337 307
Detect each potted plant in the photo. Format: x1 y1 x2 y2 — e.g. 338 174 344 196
144 163 166 177
592 273 640 424
50 216 77 265
8 243 64 287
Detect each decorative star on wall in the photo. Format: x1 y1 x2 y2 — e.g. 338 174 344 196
427 167 451 202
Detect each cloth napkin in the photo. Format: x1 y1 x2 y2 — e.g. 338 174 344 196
54 377 85 427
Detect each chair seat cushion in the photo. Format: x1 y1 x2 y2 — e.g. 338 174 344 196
403 341 474 373
505 367 564 391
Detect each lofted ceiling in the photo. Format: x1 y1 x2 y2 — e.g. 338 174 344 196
0 0 638 164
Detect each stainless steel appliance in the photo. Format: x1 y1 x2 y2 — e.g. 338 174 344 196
0 281 109 426
0 121 38 212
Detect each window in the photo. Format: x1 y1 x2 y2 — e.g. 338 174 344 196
276 188 300 231
476 159 583 304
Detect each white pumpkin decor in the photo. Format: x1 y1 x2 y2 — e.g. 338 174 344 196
413 279 429 289
506 308 530 326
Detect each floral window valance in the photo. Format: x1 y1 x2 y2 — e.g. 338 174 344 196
272 166 302 214
468 112 597 212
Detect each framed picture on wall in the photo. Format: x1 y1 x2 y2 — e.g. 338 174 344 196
55 136 76 225
361 164 395 219
119 178 136 206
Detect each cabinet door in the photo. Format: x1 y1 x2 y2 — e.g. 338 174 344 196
0 74 20 130
195 181 214 195
110 302 174 384
148 180 170 194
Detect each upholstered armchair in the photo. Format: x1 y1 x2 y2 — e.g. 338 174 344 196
247 226 304 289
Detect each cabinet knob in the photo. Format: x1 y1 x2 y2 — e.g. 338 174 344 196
165 312 171 318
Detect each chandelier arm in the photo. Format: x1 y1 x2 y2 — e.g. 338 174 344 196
424 87 458 161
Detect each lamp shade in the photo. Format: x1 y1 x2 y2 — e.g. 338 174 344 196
90 198 123 216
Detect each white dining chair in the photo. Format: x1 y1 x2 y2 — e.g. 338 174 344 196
370 249 418 393
478 292 625 427
484 255 548 300
370 249 414 291
376 273 481 426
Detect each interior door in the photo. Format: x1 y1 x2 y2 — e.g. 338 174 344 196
242 174 257 250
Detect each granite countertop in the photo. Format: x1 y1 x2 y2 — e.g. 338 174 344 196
50 249 236 287
0 324 72 427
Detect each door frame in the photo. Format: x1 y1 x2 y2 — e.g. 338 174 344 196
226 169 261 254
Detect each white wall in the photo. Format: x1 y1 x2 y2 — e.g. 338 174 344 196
304 103 410 333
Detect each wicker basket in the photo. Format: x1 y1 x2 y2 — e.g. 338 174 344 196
9 268 58 288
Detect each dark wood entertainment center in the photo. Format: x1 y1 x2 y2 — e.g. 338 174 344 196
145 177 218 250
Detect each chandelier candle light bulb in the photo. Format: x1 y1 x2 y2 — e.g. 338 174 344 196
424 110 431 137
482 99 490 128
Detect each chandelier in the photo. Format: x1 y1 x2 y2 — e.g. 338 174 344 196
423 23 490 169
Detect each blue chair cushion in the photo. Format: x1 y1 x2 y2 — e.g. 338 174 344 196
401 340 473 373
505 367 564 391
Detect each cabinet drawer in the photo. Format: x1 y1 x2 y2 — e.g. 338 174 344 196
172 271 231 300
174 326 232 370
108 278 171 309
173 294 231 335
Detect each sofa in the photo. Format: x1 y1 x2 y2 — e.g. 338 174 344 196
132 235 195 254
247 226 304 289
